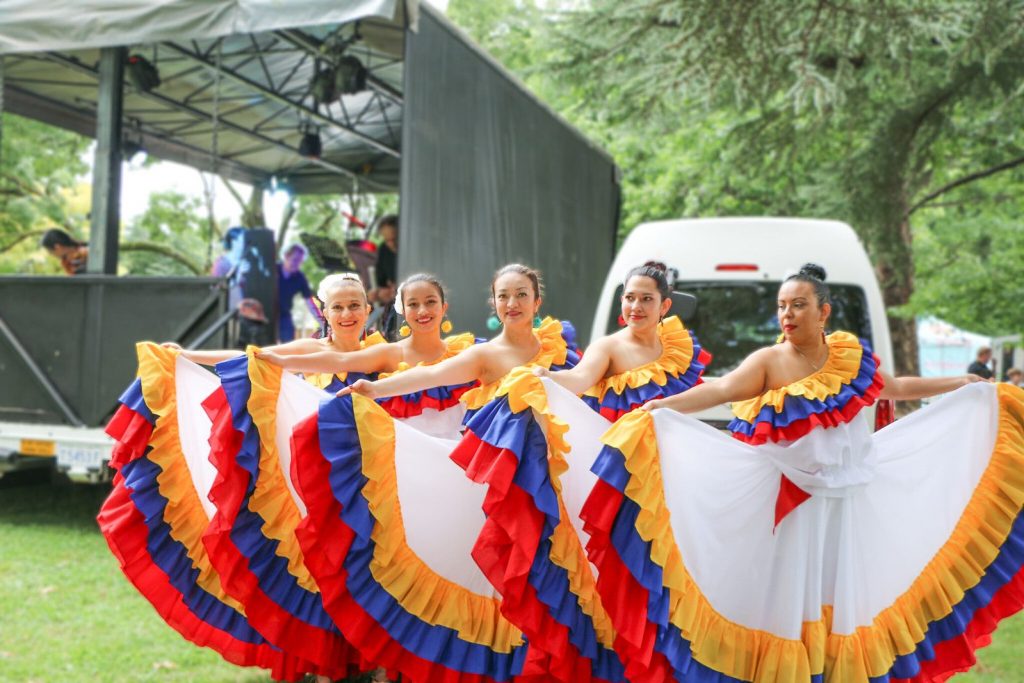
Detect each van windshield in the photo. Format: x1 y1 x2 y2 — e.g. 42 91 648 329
604 281 873 377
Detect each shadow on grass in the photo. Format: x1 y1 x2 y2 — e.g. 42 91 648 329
0 469 111 532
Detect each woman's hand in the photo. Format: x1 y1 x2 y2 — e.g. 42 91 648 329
964 374 990 385
337 379 378 399
161 342 182 350
257 350 285 366
532 366 550 378
641 398 664 412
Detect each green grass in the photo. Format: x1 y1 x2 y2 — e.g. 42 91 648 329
0 473 1022 682
0 474 268 683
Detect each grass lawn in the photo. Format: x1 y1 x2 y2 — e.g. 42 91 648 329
0 472 1022 682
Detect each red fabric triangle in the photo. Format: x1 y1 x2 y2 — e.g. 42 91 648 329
774 475 812 531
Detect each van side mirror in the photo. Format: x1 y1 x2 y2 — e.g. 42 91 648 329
671 291 698 322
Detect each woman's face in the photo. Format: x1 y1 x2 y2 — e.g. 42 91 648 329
402 281 447 336
324 283 369 343
621 275 671 332
492 272 540 329
777 280 830 343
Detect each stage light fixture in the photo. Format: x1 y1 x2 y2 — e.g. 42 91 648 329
334 55 367 95
298 129 322 159
126 54 161 93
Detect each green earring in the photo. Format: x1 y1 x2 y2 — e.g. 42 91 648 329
533 316 542 328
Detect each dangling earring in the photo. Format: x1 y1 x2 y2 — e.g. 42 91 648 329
533 316 543 328
441 318 453 334
399 324 411 337
617 314 627 328
486 314 502 331
820 324 826 344
776 332 785 344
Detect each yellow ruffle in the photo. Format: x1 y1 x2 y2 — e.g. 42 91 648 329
135 342 246 614
352 396 525 651
461 317 568 411
304 330 387 390
377 332 476 379
245 350 318 593
602 383 1024 682
584 316 697 402
730 332 865 423
494 368 618 651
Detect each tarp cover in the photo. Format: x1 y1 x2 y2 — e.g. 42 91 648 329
0 0 398 54
400 8 620 333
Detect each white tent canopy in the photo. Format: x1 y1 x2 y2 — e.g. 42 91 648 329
0 0 412 54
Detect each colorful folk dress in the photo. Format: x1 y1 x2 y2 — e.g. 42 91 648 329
450 317 708 683
584 332 1024 683
582 316 710 422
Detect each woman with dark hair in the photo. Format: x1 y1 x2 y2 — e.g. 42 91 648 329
40 228 88 275
582 263 1022 683
538 260 710 421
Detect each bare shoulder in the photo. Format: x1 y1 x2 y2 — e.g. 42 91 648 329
741 345 778 371
271 337 325 354
586 335 618 355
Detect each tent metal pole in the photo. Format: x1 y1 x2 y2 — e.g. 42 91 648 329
87 47 125 274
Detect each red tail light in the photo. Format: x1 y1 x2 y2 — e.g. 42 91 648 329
874 399 895 430
715 263 759 272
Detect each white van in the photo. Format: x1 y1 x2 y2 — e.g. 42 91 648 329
590 217 895 427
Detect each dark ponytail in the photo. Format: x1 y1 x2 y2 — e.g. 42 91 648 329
624 261 671 300
784 263 830 307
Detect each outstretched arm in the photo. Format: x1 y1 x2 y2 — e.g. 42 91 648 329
535 340 613 395
258 344 398 375
164 338 320 366
340 346 484 398
643 350 769 414
879 372 986 401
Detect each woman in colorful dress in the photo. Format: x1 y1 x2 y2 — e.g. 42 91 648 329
536 261 710 421
259 272 477 438
98 272 386 681
585 263 1015 683
279 263 583 683
461 262 711 683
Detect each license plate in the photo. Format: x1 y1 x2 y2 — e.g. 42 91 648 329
20 439 55 457
56 443 107 471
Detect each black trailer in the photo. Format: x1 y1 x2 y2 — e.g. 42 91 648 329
0 1 619 481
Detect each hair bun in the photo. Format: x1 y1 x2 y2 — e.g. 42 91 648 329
643 260 668 273
799 263 827 282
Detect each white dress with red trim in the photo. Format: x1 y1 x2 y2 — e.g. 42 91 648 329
583 331 1024 683
97 343 318 681
98 332 480 681
286 317 582 683
451 317 712 683
582 316 710 421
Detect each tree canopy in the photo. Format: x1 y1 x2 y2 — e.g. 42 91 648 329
451 0 1024 371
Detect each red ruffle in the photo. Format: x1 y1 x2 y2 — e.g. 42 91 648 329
200 388 354 679
451 431 607 683
105 403 154 469
732 368 884 445
290 414 533 683
377 384 473 418
579 480 673 683
97 471 309 680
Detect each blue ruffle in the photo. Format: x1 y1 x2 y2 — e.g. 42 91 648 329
214 355 341 634
316 395 530 680
727 338 879 438
465 397 626 682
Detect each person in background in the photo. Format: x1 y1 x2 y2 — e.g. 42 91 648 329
369 214 400 340
1007 367 1023 386
967 346 994 379
40 228 88 275
211 226 245 309
277 243 320 342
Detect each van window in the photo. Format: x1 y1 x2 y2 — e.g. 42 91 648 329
605 281 873 377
